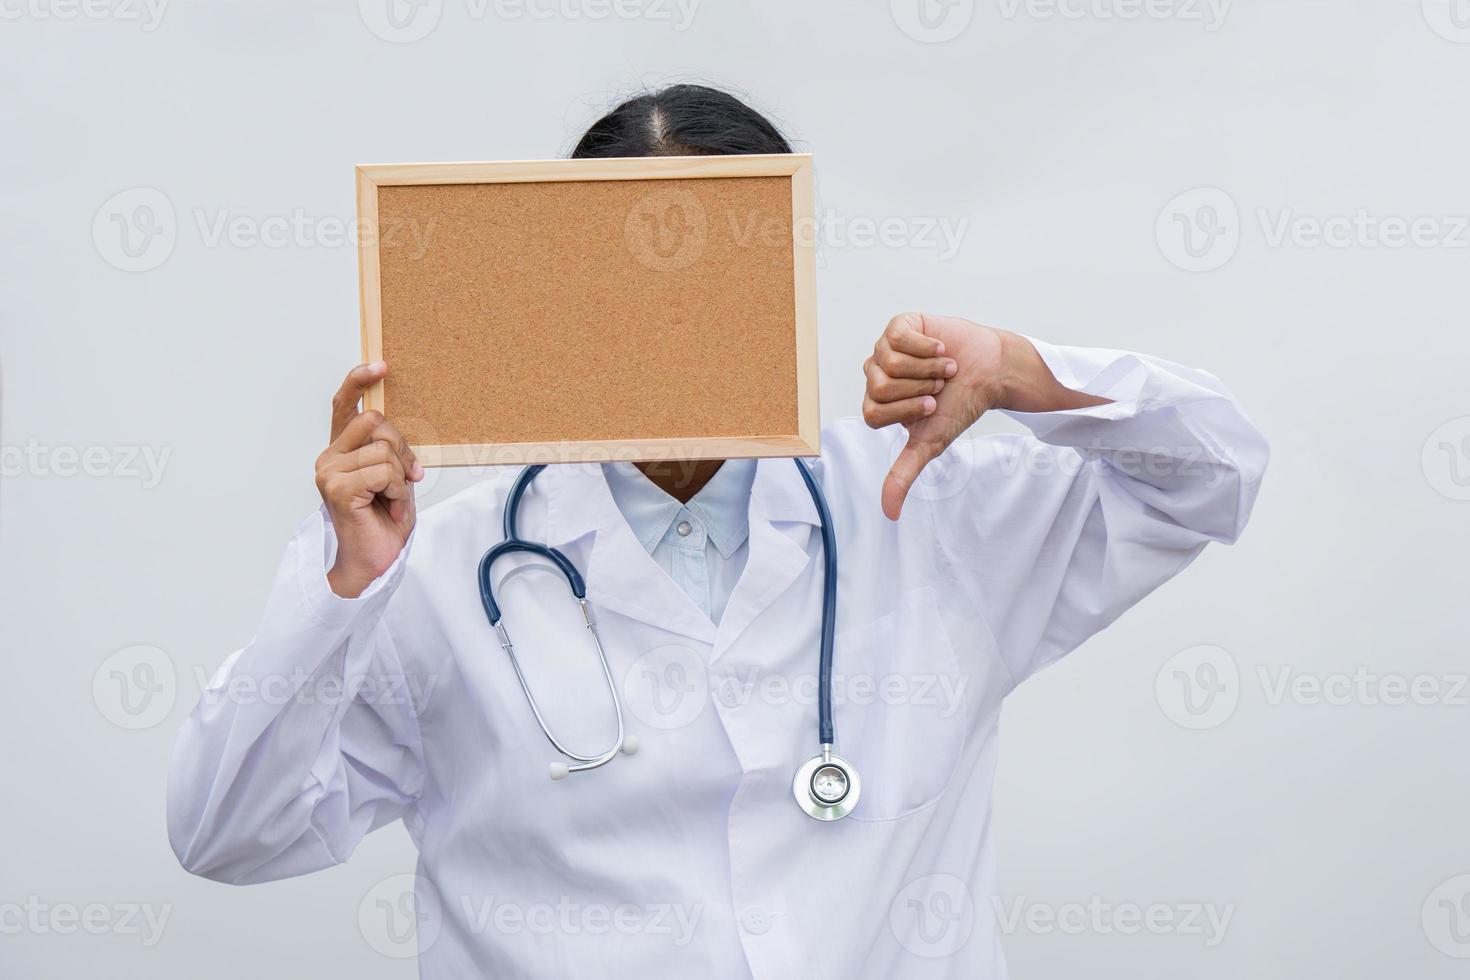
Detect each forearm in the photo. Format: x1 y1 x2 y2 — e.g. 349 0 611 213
168 509 419 883
935 335 1269 681
998 337 1270 543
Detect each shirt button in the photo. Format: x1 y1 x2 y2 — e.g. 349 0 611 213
740 906 772 935
676 520 693 537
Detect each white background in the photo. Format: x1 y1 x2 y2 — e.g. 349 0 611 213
3 0 1469 976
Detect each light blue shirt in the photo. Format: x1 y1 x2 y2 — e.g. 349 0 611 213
601 459 756 624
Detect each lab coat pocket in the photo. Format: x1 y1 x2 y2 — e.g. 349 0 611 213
837 586 967 822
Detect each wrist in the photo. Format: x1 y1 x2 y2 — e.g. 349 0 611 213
990 328 1028 412
993 331 1113 414
326 559 376 599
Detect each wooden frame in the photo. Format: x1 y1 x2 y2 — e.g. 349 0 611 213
355 154 819 467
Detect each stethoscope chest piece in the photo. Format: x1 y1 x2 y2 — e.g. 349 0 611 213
793 747 860 821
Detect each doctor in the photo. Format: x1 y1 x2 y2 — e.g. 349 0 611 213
167 84 1268 978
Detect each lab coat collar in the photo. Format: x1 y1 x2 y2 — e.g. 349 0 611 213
715 458 822 659
540 463 613 549
749 456 822 527
533 459 822 649
540 463 719 644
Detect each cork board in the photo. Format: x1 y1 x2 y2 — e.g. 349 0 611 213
356 154 818 467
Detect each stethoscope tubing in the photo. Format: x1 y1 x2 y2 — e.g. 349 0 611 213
479 459 839 775
478 462 625 772
791 458 837 746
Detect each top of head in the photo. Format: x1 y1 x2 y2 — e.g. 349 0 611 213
570 83 793 161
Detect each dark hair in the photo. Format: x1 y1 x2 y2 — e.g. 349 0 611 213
571 84 793 159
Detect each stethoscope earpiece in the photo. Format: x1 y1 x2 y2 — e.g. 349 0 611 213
548 734 639 781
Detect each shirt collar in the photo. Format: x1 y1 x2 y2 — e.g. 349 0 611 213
602 459 757 559
540 456 821 554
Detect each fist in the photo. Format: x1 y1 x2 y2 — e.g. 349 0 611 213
315 361 425 597
863 313 1008 520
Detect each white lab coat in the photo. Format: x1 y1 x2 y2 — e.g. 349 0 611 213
167 338 1268 979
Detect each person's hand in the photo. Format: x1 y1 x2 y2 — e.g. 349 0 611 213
316 362 425 597
863 313 1109 520
863 314 1006 520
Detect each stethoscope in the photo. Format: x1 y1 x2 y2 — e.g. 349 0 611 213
477 459 861 821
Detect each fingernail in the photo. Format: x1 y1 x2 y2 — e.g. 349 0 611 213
368 360 386 374
934 342 945 355
944 360 957 377
922 396 937 414
412 463 425 480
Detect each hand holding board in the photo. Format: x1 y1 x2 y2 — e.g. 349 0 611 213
356 154 818 467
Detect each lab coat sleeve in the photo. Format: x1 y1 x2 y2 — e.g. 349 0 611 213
166 507 425 884
930 337 1269 687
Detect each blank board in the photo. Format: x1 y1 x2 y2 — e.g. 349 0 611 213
355 154 818 467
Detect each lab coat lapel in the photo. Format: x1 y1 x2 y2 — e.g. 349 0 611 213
711 458 821 662
543 464 718 645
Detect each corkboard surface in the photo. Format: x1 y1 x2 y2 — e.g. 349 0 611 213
374 175 798 452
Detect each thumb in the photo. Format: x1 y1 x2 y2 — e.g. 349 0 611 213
882 436 940 521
